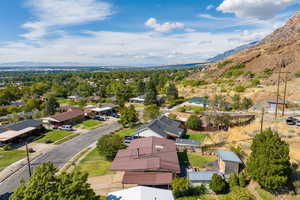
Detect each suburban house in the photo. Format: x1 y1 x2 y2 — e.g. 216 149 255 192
107 186 175 200
188 171 224 188
0 119 42 145
111 137 181 187
129 95 164 104
183 97 210 107
84 104 117 117
44 109 84 127
133 116 186 139
175 138 201 152
187 149 242 189
267 99 287 113
217 149 243 175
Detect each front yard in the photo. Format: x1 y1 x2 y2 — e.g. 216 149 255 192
74 120 103 130
36 130 74 143
76 148 113 177
0 149 26 171
114 127 137 138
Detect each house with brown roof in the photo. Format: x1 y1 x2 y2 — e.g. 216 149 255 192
46 109 84 127
111 136 180 187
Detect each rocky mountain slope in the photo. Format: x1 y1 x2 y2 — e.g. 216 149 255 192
190 10 300 83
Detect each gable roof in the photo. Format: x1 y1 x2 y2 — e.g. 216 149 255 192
122 171 173 185
135 116 185 138
49 109 84 122
187 97 210 105
188 171 224 182
107 186 174 200
0 120 42 134
111 136 180 173
216 150 243 163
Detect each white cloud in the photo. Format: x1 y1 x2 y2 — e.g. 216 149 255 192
206 4 214 10
145 18 185 33
0 27 274 65
217 0 299 19
22 0 112 40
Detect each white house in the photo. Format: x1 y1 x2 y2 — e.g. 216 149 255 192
107 186 174 200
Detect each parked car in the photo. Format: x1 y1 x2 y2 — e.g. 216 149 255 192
296 120 300 126
111 113 120 118
93 116 106 121
58 125 73 131
286 117 296 125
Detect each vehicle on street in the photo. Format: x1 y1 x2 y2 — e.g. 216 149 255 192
58 125 73 131
296 120 300 126
111 113 120 118
286 117 296 125
93 116 106 121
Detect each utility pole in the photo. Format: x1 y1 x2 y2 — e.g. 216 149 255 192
260 107 265 133
274 60 290 119
282 72 288 117
25 141 32 177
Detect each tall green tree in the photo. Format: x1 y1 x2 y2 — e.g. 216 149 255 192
241 97 253 110
186 115 202 130
165 83 178 101
231 94 241 110
143 104 160 121
247 128 292 191
10 162 99 200
43 95 59 115
120 105 139 127
96 134 125 161
144 80 158 105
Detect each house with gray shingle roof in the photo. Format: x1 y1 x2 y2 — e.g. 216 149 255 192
133 116 186 139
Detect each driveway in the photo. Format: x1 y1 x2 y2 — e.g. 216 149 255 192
0 121 121 197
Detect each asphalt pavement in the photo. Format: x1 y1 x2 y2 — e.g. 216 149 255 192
0 121 121 197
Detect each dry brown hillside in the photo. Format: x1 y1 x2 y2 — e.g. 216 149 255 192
189 10 300 84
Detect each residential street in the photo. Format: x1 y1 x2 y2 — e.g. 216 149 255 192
0 121 121 197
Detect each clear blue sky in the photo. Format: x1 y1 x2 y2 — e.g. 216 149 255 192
0 0 299 65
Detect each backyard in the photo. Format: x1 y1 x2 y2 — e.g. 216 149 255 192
114 127 138 138
0 149 26 171
36 130 74 143
76 148 113 177
74 120 103 130
177 151 217 168
185 130 207 141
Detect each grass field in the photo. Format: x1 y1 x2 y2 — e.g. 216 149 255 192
186 131 207 141
54 133 80 144
76 148 113 177
0 149 26 171
74 120 102 130
115 127 137 138
36 130 73 143
256 188 276 200
188 153 217 168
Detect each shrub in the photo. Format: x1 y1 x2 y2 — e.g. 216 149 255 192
229 174 239 189
295 71 300 77
218 60 232 69
172 177 206 198
239 173 247 188
3 144 13 151
209 174 227 194
293 180 300 194
177 106 186 112
222 63 246 78
96 134 126 161
45 139 54 144
28 148 35 153
186 115 202 130
168 113 177 120
233 86 246 93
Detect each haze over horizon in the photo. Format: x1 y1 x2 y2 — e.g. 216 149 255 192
0 0 300 66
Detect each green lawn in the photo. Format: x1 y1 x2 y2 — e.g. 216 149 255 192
57 98 75 105
54 133 80 144
186 131 207 141
36 130 73 143
256 188 276 200
188 153 217 168
74 120 102 130
115 127 137 138
76 148 113 177
177 152 217 168
0 149 26 171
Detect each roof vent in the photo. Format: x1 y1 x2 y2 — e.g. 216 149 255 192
155 145 164 151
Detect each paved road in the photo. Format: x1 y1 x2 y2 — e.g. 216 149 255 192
0 121 121 197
